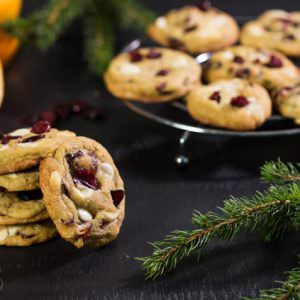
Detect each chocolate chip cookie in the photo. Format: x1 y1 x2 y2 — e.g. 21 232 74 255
40 137 125 248
205 46 300 90
0 168 39 192
0 122 76 174
0 221 57 247
241 10 300 57
148 3 239 54
274 83 300 124
104 47 201 103
186 79 272 131
0 190 48 225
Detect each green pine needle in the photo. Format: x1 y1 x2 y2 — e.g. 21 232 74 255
138 183 300 280
261 160 300 185
83 2 115 76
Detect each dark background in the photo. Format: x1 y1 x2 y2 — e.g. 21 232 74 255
0 1 300 299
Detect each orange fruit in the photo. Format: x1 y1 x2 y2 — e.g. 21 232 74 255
0 0 22 66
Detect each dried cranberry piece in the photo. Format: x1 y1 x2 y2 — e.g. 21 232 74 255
66 151 83 165
265 55 283 68
184 25 198 33
1 135 20 145
21 135 44 143
233 56 245 64
54 103 72 120
72 101 87 114
111 190 125 207
231 96 249 107
235 68 251 79
277 17 298 28
168 38 185 50
156 69 170 76
284 34 296 41
198 1 211 11
31 120 51 134
146 49 162 59
209 91 221 103
39 111 57 126
156 82 172 95
129 50 143 62
73 168 99 190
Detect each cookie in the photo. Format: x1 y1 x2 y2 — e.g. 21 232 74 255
40 137 125 248
274 83 300 124
104 47 201 103
205 46 300 90
0 190 48 225
241 10 300 57
147 3 239 54
0 221 57 247
0 122 76 174
186 79 272 131
0 168 39 192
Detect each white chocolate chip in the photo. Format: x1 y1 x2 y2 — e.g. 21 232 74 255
0 229 8 241
7 174 17 179
7 226 19 236
0 145 8 151
49 171 62 189
73 186 94 199
77 208 93 222
100 163 114 179
156 17 167 29
119 63 141 75
171 57 188 68
10 128 31 137
102 211 119 221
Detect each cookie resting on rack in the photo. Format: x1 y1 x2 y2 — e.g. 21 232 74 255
274 83 300 124
186 79 272 131
0 221 57 247
241 10 300 57
0 122 76 174
205 46 300 90
148 4 239 54
0 168 39 192
104 47 201 103
40 137 125 248
0 190 48 225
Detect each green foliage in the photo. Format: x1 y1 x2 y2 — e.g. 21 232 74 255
1 0 156 75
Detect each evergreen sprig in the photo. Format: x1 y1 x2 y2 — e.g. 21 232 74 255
1 0 156 75
138 160 300 299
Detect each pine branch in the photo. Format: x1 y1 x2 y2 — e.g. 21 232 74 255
107 0 156 32
2 0 90 48
243 263 300 300
261 160 300 185
83 2 115 76
138 183 300 280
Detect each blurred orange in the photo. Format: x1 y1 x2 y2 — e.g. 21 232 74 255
0 0 22 66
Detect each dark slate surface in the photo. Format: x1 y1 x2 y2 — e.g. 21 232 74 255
1 1 300 299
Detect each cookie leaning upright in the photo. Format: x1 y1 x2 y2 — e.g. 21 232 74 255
39 136 125 248
147 3 239 54
241 10 300 57
104 47 201 103
0 121 75 174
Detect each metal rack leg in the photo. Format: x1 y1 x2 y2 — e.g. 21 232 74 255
175 131 190 167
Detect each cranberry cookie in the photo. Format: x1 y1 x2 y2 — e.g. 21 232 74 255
0 190 48 225
0 168 39 192
186 79 272 131
205 46 300 90
274 83 300 124
0 122 75 174
0 221 57 247
147 3 239 54
241 10 300 57
40 137 125 248
104 47 201 103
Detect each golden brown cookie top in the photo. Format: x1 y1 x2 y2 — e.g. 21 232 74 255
205 46 300 90
40 136 125 248
104 47 201 103
148 4 239 53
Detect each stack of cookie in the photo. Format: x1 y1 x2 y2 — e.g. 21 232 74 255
104 3 300 131
0 121 125 248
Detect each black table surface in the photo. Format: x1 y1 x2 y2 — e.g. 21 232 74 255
1 1 300 299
